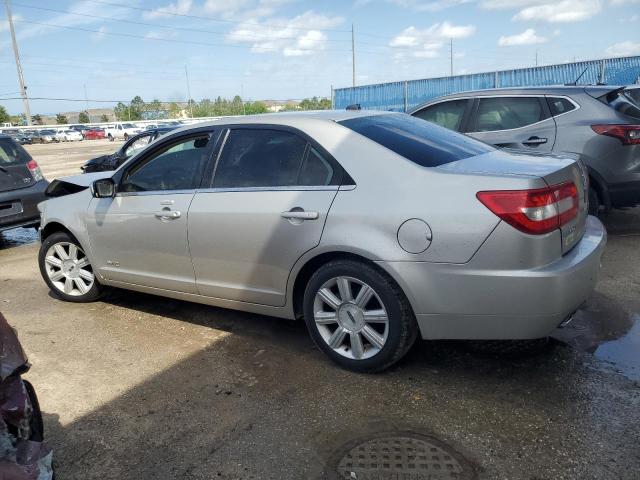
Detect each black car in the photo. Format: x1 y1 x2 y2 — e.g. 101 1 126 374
6 131 32 145
81 127 177 173
0 135 48 233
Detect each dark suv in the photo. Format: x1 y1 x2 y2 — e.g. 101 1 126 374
0 135 48 233
410 85 640 214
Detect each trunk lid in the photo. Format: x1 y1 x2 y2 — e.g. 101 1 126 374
439 149 588 254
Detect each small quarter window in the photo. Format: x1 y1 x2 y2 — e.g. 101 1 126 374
547 97 577 116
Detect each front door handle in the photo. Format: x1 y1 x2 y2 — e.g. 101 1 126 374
522 136 547 146
154 210 181 220
281 210 319 221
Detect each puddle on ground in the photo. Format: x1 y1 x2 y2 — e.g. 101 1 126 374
0 227 38 249
593 315 640 382
553 294 640 382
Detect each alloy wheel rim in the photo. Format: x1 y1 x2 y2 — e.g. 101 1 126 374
44 242 94 296
313 276 389 360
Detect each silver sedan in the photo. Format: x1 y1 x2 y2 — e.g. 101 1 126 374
37 111 606 372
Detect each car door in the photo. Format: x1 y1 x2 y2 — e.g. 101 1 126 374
86 130 217 293
188 126 342 306
411 98 473 132
467 96 556 152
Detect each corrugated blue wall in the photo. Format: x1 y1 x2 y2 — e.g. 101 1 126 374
334 56 640 111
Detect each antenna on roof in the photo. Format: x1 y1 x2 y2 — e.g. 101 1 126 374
568 67 588 86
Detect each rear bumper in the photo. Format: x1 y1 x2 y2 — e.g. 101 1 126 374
608 180 640 209
0 180 48 232
379 216 607 340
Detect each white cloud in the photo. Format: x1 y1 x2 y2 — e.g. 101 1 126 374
389 22 475 58
92 26 108 41
610 0 640 4
498 28 547 46
143 0 193 19
390 0 475 11
226 11 344 56
513 0 602 22
605 41 640 56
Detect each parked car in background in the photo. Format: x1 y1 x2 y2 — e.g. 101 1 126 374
0 134 48 233
81 127 177 172
103 122 143 141
69 125 90 135
55 129 83 142
410 85 640 214
29 130 57 144
38 111 605 372
83 127 106 140
6 131 32 145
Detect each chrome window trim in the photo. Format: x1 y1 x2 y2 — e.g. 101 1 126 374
414 94 580 134
116 189 196 197
196 185 340 194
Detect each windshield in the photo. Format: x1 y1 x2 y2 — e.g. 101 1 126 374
339 113 494 167
122 123 136 129
0 138 31 165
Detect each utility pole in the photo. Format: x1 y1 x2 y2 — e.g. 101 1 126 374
351 23 356 87
450 38 453 77
535 49 538 67
4 0 31 125
184 64 193 118
83 83 89 122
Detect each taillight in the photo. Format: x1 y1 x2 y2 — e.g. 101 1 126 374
477 181 578 235
591 124 640 145
26 160 44 182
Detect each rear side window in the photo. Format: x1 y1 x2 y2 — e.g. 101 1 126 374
339 114 493 168
473 97 545 132
547 97 577 116
413 99 467 131
0 138 30 166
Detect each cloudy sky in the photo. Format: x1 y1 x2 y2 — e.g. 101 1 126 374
0 0 638 114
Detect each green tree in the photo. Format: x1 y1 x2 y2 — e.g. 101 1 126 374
244 101 267 115
31 114 43 125
298 96 331 111
168 102 182 119
56 113 68 124
78 111 90 123
100 114 109 122
0 106 9 124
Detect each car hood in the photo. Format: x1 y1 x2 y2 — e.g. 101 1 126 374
84 154 110 167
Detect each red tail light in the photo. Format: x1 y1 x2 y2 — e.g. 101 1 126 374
477 182 578 235
26 160 44 182
591 124 640 145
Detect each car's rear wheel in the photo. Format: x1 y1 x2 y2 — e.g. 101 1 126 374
124 133 129 141
108 134 114 142
588 186 600 216
303 260 418 372
39 232 103 302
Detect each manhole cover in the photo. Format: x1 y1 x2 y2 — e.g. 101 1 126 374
335 433 474 480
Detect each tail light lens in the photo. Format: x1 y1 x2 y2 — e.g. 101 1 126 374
477 181 578 235
591 124 640 145
26 160 44 182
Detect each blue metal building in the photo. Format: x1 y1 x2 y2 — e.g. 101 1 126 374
333 56 640 112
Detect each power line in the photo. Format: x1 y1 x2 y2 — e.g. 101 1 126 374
13 18 383 55
10 2 388 47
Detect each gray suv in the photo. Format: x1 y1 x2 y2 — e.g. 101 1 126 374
410 86 640 214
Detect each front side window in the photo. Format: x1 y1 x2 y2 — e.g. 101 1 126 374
413 99 467 131
120 135 211 192
339 114 493 168
473 97 545 132
213 129 309 188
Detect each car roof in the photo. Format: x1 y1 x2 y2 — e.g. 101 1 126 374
177 109 392 131
409 85 623 111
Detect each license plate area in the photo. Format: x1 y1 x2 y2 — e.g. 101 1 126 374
0 201 23 218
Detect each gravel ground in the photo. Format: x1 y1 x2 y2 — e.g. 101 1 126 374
0 141 638 479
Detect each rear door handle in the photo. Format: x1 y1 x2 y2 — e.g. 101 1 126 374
522 136 547 146
154 210 181 219
281 210 319 220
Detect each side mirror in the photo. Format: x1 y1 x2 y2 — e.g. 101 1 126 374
92 178 116 198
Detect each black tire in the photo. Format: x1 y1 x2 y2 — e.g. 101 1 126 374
588 186 600 216
23 380 44 442
303 259 418 373
108 134 114 142
123 133 129 141
39 231 103 303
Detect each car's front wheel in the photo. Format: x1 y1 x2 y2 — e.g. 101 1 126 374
588 186 600 216
39 232 103 302
303 259 418 372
